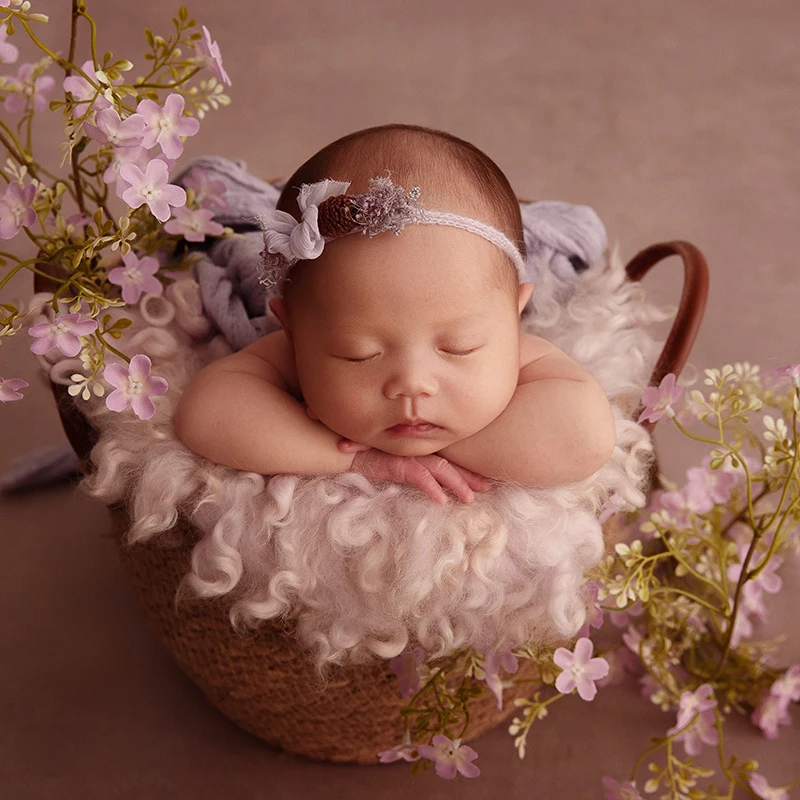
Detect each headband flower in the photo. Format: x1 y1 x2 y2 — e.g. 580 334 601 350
256 178 351 264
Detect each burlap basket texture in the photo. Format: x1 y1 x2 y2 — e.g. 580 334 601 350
44 240 708 764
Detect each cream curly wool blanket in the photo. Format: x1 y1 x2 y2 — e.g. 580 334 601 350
32 244 670 669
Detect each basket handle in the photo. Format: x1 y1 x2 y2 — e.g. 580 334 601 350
624 240 709 433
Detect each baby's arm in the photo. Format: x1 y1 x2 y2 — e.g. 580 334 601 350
436 340 616 487
173 336 485 504
173 337 356 476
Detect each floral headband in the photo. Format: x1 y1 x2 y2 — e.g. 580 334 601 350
256 175 527 291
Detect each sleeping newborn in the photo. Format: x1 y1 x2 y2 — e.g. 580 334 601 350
174 124 616 503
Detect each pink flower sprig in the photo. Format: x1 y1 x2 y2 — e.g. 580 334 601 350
63 59 112 118
483 648 519 710
3 62 54 113
182 166 229 210
84 107 146 148
377 742 422 764
108 251 163 304
638 373 683 424
763 363 800 389
553 637 609 701
103 354 168 420
195 25 231 86
0 376 28 402
28 312 97 357
601 776 644 800
137 93 200 159
120 158 186 222
416 734 480 779
751 665 800 740
0 22 19 65
163 206 224 242
0 181 36 239
749 773 790 800
389 647 425 699
666 684 719 756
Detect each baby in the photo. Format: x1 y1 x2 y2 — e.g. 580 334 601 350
173 124 617 504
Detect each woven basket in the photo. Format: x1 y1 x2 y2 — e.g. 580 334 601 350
40 240 708 764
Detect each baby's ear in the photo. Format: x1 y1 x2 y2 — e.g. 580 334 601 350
268 297 292 340
518 282 534 314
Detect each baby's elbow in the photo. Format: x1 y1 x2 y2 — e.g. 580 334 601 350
577 388 617 478
172 389 202 451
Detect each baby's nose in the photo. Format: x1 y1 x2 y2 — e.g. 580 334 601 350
382 360 438 400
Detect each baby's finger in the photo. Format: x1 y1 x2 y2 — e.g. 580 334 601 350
450 464 492 492
401 460 450 505
419 456 475 504
338 439 372 453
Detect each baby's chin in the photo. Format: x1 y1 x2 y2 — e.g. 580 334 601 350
373 431 453 458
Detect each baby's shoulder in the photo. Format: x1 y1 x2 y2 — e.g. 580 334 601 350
519 332 560 369
240 329 302 399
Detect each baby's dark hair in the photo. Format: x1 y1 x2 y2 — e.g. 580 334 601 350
275 124 526 301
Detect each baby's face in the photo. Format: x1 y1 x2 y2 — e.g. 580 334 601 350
272 225 533 457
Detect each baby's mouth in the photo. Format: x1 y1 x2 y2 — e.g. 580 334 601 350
386 422 441 437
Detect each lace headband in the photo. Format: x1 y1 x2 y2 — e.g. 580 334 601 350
256 175 527 290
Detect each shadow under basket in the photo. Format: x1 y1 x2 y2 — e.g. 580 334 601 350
41 240 709 764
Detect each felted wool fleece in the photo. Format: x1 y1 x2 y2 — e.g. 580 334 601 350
32 243 670 670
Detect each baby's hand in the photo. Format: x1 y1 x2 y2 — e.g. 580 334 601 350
342 442 491 505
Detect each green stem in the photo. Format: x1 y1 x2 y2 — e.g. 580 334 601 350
713 709 758 798
96 330 129 363
136 66 201 89
77 6 99 69
647 587 726 615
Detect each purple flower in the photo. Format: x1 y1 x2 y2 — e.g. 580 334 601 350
601 776 644 800
0 181 36 239
638 373 683 424
752 693 793 740
683 458 737 513
749 772 790 800
763 363 800 388
103 146 169 199
4 62 55 113
727 546 783 594
137 93 200 159
377 742 422 763
163 206 225 242
670 684 717 730
483 647 519 710
730 581 769 647
609 599 644 629
0 22 19 64
389 647 424 698
108 251 163 304
182 166 229 210
553 637 609 701
0 376 28 402
672 711 718 756
597 645 641 687
103 354 168 420
417 734 480 779
195 25 231 86
667 684 718 756
770 664 800 703
84 107 146 148
120 158 186 222
63 59 112 117
578 581 605 637
28 312 97 357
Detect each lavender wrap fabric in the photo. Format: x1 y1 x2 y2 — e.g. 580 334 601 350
0 157 608 494
172 156 609 352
